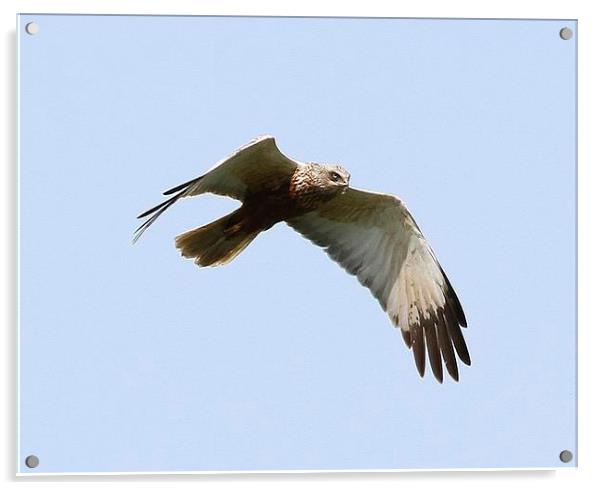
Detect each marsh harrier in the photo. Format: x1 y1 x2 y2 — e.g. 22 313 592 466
135 135 470 382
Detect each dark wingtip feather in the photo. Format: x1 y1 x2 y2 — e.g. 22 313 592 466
410 325 426 377
424 321 443 383
456 304 468 328
133 190 185 243
443 303 471 366
436 312 459 381
401 329 411 349
440 268 467 328
132 211 163 244
452 328 471 366
137 199 171 219
162 176 201 196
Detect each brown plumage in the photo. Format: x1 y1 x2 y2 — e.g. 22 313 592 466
135 135 470 382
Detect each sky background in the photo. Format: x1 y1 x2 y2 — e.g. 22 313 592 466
17 15 576 473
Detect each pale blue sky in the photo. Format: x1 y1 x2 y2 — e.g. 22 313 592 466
18 15 576 473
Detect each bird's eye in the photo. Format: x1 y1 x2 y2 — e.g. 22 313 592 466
330 172 342 182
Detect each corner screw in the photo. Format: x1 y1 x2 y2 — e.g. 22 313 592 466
559 27 573 40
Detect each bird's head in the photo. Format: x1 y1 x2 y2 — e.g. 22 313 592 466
316 164 351 193
290 163 351 201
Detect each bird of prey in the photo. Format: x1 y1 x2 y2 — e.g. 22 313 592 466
135 135 470 382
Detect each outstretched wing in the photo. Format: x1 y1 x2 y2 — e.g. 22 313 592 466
287 188 470 383
134 135 298 242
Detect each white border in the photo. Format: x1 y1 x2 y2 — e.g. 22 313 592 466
4 1 600 488
12 13 579 476
15 466 569 477
15 7 21 480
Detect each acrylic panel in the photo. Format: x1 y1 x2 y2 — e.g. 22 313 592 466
17 14 577 474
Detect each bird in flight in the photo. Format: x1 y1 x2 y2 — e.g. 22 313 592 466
135 135 470 382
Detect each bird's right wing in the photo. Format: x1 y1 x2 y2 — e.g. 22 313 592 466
287 188 469 382
134 135 298 242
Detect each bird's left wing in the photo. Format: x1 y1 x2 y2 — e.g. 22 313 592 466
287 188 470 382
180 135 299 200
134 135 298 242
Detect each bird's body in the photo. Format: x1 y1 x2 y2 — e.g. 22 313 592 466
221 163 348 236
135 135 471 383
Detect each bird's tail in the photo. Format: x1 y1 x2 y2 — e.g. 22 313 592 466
175 210 259 267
